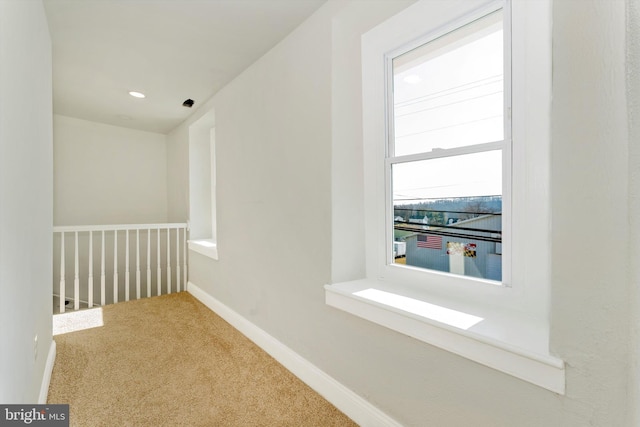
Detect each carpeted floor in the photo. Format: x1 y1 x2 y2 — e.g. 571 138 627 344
47 292 357 427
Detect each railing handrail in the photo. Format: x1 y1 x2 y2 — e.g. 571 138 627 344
53 222 188 233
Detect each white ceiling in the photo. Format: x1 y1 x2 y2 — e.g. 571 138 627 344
43 0 327 134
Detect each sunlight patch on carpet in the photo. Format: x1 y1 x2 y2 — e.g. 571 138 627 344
53 307 104 335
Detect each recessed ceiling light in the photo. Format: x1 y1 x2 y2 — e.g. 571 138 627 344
129 91 145 98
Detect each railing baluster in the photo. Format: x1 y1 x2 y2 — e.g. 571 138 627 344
59 232 65 314
176 228 181 292
157 228 161 296
146 229 151 297
113 230 118 304
167 227 171 294
136 229 140 300
125 230 130 301
101 230 105 306
74 232 79 311
53 223 187 310
88 231 93 308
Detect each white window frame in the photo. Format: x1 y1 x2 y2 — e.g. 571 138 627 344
187 110 218 260
383 4 511 286
325 0 564 394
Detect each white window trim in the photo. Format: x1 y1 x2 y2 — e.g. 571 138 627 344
188 111 218 260
209 127 218 246
325 0 564 394
325 280 564 394
384 4 510 285
375 0 514 304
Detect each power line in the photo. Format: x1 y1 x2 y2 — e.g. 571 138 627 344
393 225 502 243
394 114 502 140
395 90 502 119
394 74 502 108
394 206 501 216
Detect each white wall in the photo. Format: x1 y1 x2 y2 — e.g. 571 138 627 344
54 114 169 226
187 112 215 239
551 1 635 425
0 0 53 403
166 126 189 223
166 0 640 425
628 0 640 423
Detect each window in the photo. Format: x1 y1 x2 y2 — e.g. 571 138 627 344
326 0 564 393
388 8 508 283
188 110 218 260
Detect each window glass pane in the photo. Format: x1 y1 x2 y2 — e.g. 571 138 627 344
392 151 502 281
392 150 502 201
392 10 503 156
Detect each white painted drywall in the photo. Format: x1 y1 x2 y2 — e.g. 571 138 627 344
166 126 189 223
166 0 640 425
330 0 372 283
628 0 640 424
0 0 53 403
53 114 168 226
187 112 215 239
551 1 635 425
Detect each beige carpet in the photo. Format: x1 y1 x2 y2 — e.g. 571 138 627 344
47 292 357 427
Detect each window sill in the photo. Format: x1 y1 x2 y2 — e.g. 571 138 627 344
324 279 565 394
188 239 218 260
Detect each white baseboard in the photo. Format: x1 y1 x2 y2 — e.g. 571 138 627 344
38 340 56 404
187 281 402 427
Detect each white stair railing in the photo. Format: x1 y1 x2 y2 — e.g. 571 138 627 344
53 223 188 313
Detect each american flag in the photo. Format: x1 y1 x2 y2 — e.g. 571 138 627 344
417 234 442 249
